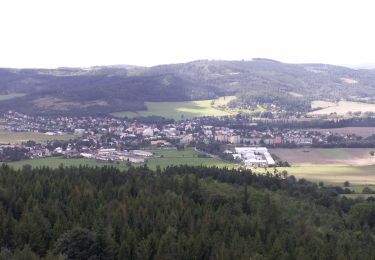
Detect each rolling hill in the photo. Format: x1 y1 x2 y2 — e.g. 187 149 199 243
1 59 375 116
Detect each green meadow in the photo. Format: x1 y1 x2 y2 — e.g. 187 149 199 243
146 148 237 169
3 148 236 171
0 93 26 101
5 147 375 186
111 100 233 120
0 130 74 144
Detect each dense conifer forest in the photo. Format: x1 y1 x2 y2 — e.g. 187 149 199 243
1 164 375 259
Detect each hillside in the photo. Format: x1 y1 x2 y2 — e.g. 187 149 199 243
1 165 375 259
1 59 375 116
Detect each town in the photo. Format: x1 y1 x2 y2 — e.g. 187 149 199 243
0 111 374 168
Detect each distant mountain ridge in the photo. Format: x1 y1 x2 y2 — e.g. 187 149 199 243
1 59 375 116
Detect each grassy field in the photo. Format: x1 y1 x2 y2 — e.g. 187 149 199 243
146 148 237 169
311 100 335 110
0 130 74 144
0 93 26 101
349 185 375 193
3 148 236 171
277 165 375 185
5 146 375 185
309 100 375 116
111 97 234 120
250 164 375 185
270 148 375 166
266 148 375 185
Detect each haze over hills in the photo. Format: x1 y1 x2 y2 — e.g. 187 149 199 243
1 59 375 116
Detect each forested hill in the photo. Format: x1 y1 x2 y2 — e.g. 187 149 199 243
1 59 375 115
1 164 375 259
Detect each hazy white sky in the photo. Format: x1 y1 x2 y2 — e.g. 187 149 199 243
0 0 374 68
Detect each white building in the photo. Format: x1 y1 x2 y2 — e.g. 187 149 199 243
131 150 153 157
74 129 85 136
80 153 93 159
234 147 275 168
229 135 241 144
143 128 154 137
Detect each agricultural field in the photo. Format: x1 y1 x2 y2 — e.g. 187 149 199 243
275 165 375 185
267 148 375 185
251 164 375 185
6 145 375 185
270 148 375 166
309 100 375 116
111 97 235 120
0 93 26 101
313 127 375 138
311 100 335 110
0 130 74 144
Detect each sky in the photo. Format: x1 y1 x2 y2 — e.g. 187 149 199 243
0 0 374 68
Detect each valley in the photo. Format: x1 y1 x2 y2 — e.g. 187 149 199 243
2 60 375 193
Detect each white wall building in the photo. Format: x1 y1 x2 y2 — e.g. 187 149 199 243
131 150 153 157
143 128 154 137
234 147 275 168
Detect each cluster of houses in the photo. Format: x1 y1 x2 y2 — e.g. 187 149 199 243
1 111 362 148
0 111 370 164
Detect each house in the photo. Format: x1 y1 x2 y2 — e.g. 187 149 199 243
151 140 171 146
215 132 227 143
143 128 154 137
273 136 282 145
229 135 241 144
283 137 313 145
180 134 193 144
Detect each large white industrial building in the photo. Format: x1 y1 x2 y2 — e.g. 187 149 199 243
233 147 275 168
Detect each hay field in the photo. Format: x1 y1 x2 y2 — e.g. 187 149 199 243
278 165 375 185
270 148 375 166
309 101 375 116
0 131 74 144
267 148 375 185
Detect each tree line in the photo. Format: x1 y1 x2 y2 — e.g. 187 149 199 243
0 164 374 259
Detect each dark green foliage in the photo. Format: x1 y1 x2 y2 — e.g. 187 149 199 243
2 59 375 115
54 228 99 259
0 147 29 162
0 164 374 259
232 90 311 114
